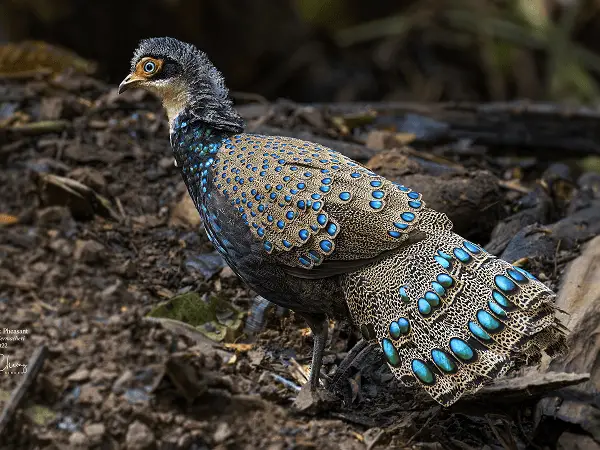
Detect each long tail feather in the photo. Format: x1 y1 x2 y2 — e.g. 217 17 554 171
342 209 566 406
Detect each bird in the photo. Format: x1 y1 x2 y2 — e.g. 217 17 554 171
119 37 567 407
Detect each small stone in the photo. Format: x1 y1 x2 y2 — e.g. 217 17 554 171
69 167 106 192
84 422 106 444
36 206 73 228
67 368 90 382
112 370 133 393
169 190 201 228
73 239 106 264
79 385 104 404
126 420 156 450
69 431 87 447
219 266 235 279
159 157 175 170
213 422 232 444
90 368 117 382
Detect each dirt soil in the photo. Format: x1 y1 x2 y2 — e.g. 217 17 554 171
0 72 598 450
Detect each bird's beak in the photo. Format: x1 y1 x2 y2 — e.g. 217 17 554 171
118 73 144 94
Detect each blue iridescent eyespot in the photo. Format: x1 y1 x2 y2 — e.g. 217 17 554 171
412 359 435 384
317 214 327 225
282 240 292 248
437 250 452 260
418 298 432 315
257 227 265 237
350 172 361 178
339 192 351 201
494 275 518 294
277 220 285 229
369 201 383 209
382 338 401 367
476 310 502 331
397 318 410 334
469 321 492 341
389 322 401 339
453 248 472 263
408 201 422 209
393 222 408 230
492 290 512 309
431 282 445 296
388 231 401 238
401 212 415 222
399 286 409 303
407 191 419 199
425 291 440 307
326 223 337 236
308 250 321 262
488 300 507 317
431 349 457 373
434 256 451 270
463 241 481 254
507 268 527 284
436 274 454 288
299 229 309 240
264 241 273 252
370 180 382 187
372 190 385 199
515 266 537 281
319 239 333 252
299 256 311 266
286 211 295 220
449 338 475 362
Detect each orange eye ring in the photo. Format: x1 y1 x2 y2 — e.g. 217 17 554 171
136 57 162 77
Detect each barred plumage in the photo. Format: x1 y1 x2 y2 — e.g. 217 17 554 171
122 37 567 407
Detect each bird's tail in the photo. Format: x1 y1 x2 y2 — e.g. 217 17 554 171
342 208 567 406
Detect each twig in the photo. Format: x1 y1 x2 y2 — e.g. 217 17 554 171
485 415 516 450
498 180 531 194
406 406 440 445
366 430 385 450
553 239 562 279
0 345 48 436
516 410 543 450
115 197 126 220
7 120 71 135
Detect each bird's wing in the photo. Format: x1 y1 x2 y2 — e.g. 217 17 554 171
213 133 432 277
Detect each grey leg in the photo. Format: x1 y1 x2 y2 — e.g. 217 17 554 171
293 314 338 413
302 313 328 391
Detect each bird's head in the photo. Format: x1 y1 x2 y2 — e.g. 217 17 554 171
119 37 244 133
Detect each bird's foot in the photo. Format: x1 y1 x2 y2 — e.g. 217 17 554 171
292 383 339 415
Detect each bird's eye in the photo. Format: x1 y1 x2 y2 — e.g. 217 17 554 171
143 61 156 73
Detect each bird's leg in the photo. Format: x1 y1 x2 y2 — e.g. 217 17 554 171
304 314 328 390
293 313 338 413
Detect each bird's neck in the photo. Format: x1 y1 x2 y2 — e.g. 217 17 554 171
170 113 232 205
170 113 230 168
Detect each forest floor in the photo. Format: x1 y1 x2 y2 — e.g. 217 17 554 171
0 72 599 450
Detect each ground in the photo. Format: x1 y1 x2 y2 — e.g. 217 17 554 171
0 71 598 450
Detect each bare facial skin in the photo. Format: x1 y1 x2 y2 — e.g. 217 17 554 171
119 56 189 126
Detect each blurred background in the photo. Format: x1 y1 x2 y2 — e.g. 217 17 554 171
1 0 600 104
